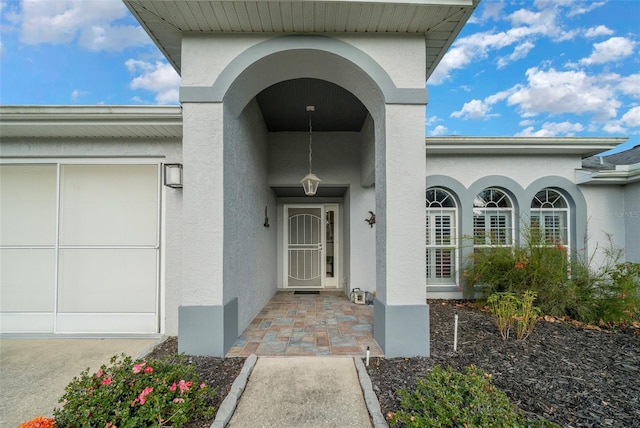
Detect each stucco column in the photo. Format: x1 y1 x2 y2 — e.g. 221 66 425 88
178 102 237 356
374 103 429 357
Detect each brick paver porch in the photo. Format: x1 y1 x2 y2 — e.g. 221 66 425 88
226 291 383 357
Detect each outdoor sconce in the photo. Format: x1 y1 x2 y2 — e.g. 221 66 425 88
163 163 183 188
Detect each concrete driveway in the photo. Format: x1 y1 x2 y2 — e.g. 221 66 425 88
0 337 160 427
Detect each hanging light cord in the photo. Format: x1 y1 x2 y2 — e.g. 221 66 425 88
308 113 313 174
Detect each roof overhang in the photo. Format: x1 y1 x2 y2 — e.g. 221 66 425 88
576 163 640 185
0 105 183 140
123 0 479 79
425 136 627 157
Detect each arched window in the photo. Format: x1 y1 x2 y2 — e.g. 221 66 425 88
530 188 569 247
426 188 458 285
473 188 514 248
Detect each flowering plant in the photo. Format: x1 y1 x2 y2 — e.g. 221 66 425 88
18 416 55 428
53 354 215 428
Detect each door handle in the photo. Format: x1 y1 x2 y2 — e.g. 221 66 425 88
318 243 323 250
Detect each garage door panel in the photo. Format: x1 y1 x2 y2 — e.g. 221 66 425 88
0 165 57 246
58 249 158 313
59 164 158 246
56 313 157 334
0 248 55 312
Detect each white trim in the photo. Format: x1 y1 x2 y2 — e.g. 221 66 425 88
324 204 340 289
55 313 158 334
0 313 54 333
426 136 626 156
0 158 164 164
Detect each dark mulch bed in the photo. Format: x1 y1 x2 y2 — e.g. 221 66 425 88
367 300 640 427
145 337 245 428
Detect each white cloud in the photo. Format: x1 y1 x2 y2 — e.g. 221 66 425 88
429 2 575 84
19 0 150 50
621 106 640 128
517 121 584 137
71 89 88 101
579 37 636 66
617 74 640 99
584 25 613 38
566 1 606 17
126 59 180 104
507 67 621 120
451 99 497 120
497 41 535 68
603 106 640 134
429 125 449 136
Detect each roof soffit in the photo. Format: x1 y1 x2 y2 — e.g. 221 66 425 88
425 136 629 157
0 106 183 139
124 0 478 76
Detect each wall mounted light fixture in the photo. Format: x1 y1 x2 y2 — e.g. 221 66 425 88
163 163 183 188
300 105 321 196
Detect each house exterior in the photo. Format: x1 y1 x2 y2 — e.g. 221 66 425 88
1 0 637 357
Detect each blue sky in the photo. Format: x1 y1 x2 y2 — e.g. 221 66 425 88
1 0 638 154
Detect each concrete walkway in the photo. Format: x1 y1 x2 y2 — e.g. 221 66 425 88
0 338 159 427
225 357 378 428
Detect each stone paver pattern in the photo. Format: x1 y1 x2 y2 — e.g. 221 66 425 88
226 291 383 357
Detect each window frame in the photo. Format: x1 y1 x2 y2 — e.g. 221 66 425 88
530 188 570 252
473 188 515 249
425 188 458 286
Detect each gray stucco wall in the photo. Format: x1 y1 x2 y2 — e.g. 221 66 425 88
224 98 278 333
624 181 640 262
268 132 376 292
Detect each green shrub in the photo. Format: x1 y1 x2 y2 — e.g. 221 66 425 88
486 292 518 340
54 354 215 428
465 228 640 326
388 365 559 428
593 261 640 324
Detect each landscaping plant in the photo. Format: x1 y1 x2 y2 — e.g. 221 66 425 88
387 365 559 428
465 227 640 327
53 354 215 428
487 291 540 340
18 416 55 428
486 292 518 340
515 290 540 340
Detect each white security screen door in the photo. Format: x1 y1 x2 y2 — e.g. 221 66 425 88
285 206 325 288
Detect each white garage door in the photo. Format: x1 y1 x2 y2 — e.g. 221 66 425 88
0 163 160 334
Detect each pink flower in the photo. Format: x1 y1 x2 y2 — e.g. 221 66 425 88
169 382 177 392
132 362 146 374
101 377 113 385
173 398 185 404
95 369 104 377
144 366 154 374
200 383 206 389
136 387 154 405
178 380 193 394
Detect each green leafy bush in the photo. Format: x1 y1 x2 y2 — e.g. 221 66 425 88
388 365 559 428
465 229 640 326
54 354 215 428
593 261 640 324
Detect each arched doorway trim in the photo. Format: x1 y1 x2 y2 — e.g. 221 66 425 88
180 34 427 106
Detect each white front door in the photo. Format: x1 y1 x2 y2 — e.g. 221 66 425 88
284 204 339 289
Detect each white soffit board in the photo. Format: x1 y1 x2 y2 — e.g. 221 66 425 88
124 0 478 78
0 106 183 139
425 137 628 157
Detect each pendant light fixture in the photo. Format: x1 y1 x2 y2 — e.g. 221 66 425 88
300 105 321 196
